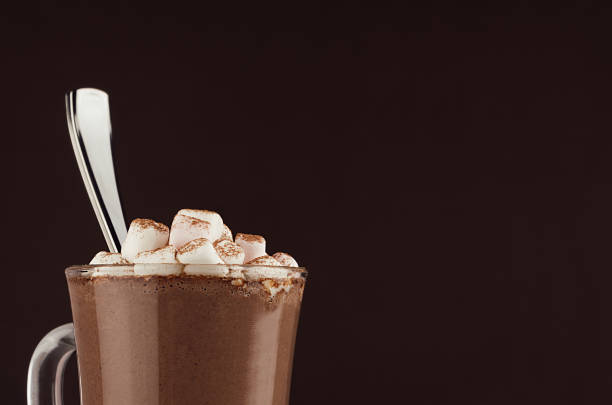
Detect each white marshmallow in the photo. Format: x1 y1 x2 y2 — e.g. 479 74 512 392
272 252 298 267
246 255 282 266
176 238 224 264
243 267 297 280
134 246 181 276
134 263 183 276
169 214 212 248
176 209 223 241
134 245 178 263
235 233 266 263
90 251 129 265
214 239 245 264
121 218 169 262
184 264 229 277
244 259 293 280
244 255 289 280
218 224 233 242
246 269 292 279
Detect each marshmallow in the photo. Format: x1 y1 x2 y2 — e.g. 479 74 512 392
134 246 181 276
176 238 224 264
214 239 245 264
184 264 229 277
134 245 178 263
176 209 223 241
218 224 233 242
134 263 183 276
121 218 169 262
272 252 298 267
134 264 183 276
246 255 282 266
90 252 133 277
244 256 293 280
244 255 288 280
90 251 129 265
235 233 266 263
169 214 212 248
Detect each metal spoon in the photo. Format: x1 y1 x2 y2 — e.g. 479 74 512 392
27 88 128 405
65 88 127 252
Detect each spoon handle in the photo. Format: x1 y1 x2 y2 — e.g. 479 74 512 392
65 88 127 253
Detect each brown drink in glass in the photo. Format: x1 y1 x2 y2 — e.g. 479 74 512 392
66 264 306 405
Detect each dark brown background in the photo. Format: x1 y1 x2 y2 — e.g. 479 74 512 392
5 2 612 404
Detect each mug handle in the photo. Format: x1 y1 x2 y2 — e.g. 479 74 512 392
27 323 76 405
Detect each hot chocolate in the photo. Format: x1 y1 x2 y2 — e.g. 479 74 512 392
68 207 305 404
67 267 305 405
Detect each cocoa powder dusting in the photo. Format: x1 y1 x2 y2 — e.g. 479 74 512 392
190 218 210 227
215 240 243 256
235 233 265 243
177 238 210 254
133 218 169 233
174 214 210 228
246 255 276 265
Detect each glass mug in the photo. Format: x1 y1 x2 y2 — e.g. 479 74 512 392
28 264 306 405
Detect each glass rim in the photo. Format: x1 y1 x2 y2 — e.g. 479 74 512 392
65 264 307 278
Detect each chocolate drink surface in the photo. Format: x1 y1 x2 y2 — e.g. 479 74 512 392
67 272 305 405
